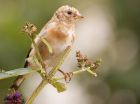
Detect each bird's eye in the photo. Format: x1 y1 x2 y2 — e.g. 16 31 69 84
67 11 72 15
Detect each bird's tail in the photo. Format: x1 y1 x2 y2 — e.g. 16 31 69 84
10 75 26 90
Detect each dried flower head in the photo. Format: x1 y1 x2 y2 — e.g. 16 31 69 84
4 91 24 104
22 22 37 38
76 51 102 71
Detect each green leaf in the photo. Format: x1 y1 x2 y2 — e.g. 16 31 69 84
0 68 38 80
52 81 67 93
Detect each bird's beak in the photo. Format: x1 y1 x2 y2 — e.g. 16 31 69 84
78 15 84 19
76 13 84 19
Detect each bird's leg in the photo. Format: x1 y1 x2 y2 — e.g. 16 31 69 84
58 69 73 83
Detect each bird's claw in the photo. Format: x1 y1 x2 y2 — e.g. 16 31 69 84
64 72 73 83
58 69 73 83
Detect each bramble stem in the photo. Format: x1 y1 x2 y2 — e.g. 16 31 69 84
53 67 97 81
25 46 71 104
25 80 48 104
25 66 98 104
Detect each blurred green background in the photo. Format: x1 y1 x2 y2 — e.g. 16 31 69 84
0 0 140 104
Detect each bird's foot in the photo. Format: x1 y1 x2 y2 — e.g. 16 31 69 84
58 69 73 83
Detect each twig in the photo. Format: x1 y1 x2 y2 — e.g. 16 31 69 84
25 80 48 104
53 67 97 81
31 38 46 73
25 46 71 104
21 22 46 73
25 67 98 104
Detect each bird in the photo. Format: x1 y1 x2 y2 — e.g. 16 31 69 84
10 5 83 91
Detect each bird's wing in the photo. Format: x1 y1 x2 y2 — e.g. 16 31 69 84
24 22 57 67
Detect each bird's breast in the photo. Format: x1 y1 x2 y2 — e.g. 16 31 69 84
42 27 75 68
46 27 75 47
39 27 75 57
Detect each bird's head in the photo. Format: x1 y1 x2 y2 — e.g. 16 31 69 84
54 5 83 24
